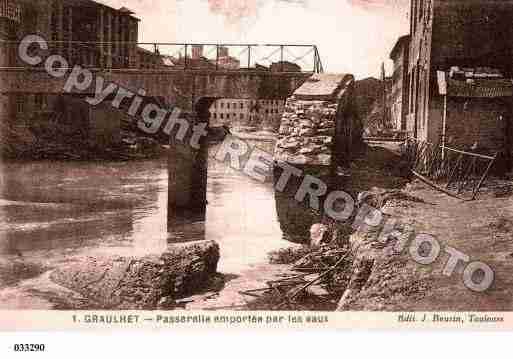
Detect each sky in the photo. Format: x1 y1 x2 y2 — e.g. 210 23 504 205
102 0 410 79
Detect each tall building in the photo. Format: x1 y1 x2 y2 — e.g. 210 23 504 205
389 34 410 131
0 0 142 147
0 0 21 130
407 0 513 155
2 0 140 68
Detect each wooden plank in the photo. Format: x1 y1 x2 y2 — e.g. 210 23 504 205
412 170 469 201
444 146 495 160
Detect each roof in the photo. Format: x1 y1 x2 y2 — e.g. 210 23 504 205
389 34 410 60
118 6 135 14
61 1 140 20
437 71 513 98
293 73 354 101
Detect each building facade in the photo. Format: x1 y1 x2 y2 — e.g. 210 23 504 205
209 98 285 132
407 0 513 157
389 34 410 131
4 0 140 68
0 0 141 148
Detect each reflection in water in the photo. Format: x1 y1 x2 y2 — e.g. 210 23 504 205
0 151 290 275
0 160 168 257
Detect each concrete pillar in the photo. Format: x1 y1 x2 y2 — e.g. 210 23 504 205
128 19 138 68
0 19 9 67
97 7 104 67
40 0 54 42
105 10 112 68
33 0 54 51
57 0 64 56
168 99 212 230
113 14 119 67
67 6 72 63
118 16 125 66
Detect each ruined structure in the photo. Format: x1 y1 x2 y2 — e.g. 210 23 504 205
274 73 361 168
273 73 362 239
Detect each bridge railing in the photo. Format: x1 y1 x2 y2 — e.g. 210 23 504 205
0 41 324 73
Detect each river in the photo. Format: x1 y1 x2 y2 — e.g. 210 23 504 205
0 140 298 309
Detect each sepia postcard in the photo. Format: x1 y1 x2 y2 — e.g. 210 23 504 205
1 0 513 334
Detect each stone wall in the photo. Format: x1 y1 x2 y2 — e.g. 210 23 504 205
444 97 509 154
273 73 361 240
274 98 336 166
274 74 360 168
88 102 123 148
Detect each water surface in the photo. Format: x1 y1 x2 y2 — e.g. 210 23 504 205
0 147 294 308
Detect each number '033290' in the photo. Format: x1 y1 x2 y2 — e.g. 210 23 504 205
13 344 46 352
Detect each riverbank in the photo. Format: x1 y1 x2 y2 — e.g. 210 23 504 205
222 143 412 310
0 123 167 161
227 142 513 312
337 178 513 311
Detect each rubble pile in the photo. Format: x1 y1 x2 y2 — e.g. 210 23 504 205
244 242 352 310
292 245 350 273
50 241 220 310
268 246 312 265
274 98 337 166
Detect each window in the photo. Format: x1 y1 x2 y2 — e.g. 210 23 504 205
226 113 230 119
240 102 244 109
221 102 224 109
220 113 224 119
16 97 24 114
240 113 244 120
213 113 217 119
227 103 230 109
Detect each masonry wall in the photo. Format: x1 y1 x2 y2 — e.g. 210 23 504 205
444 97 508 153
273 81 361 240
88 102 123 148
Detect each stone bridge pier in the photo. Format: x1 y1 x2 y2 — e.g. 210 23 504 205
143 71 313 229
